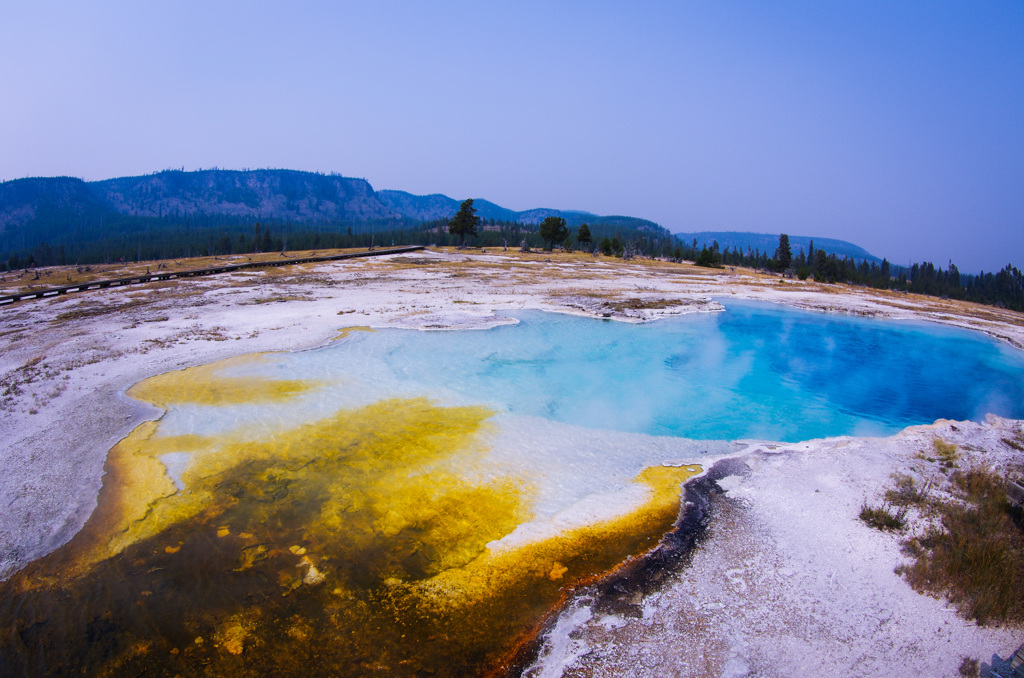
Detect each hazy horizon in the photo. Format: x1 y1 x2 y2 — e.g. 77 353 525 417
2 2 1021 273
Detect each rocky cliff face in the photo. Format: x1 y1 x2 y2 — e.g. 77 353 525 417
91 170 398 222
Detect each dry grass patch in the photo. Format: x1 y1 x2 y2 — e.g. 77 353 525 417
1001 432 1024 452
884 473 933 506
387 257 441 267
606 297 681 312
933 438 960 464
914 438 961 469
249 294 314 305
863 434 1024 626
896 467 1024 625
139 324 232 349
0 249 369 294
556 288 618 300
1 355 72 412
53 299 153 322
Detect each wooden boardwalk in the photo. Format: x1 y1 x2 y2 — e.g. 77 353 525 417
0 246 425 308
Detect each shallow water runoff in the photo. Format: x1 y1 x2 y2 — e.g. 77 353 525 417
4 300 1023 676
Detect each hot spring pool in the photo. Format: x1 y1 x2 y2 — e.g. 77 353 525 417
158 299 1024 443
4 300 1022 676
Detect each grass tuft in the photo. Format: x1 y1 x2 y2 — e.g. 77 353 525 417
884 474 931 507
1001 436 1024 452
859 501 907 531
958 656 979 677
933 438 959 465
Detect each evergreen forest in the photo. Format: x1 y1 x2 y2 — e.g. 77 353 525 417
685 235 1024 313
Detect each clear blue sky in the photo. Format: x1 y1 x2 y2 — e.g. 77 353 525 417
2 1 1021 272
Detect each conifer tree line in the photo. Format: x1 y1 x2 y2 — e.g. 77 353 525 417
687 233 1024 312
2 211 677 269
3 216 1021 312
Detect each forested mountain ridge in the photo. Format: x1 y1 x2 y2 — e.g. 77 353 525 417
377 191 519 223
0 169 671 258
0 171 396 253
90 170 393 222
377 190 665 232
0 176 109 232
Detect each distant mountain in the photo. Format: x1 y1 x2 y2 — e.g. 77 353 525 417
0 170 671 258
674 231 883 264
377 191 521 223
0 171 396 254
91 169 394 222
376 191 463 221
376 189 666 233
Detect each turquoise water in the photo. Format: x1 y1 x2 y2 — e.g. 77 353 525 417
193 300 1024 443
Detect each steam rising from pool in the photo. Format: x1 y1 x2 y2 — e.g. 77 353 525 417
162 301 1024 443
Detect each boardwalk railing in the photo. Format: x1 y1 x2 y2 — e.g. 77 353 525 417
0 246 425 307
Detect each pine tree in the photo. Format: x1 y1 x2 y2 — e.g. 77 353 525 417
774 233 792 272
539 216 569 251
577 223 592 250
448 199 479 248
695 246 721 268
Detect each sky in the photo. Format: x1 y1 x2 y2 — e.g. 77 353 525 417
1 1 1022 272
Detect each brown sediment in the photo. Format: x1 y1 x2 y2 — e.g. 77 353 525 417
1 357 704 677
